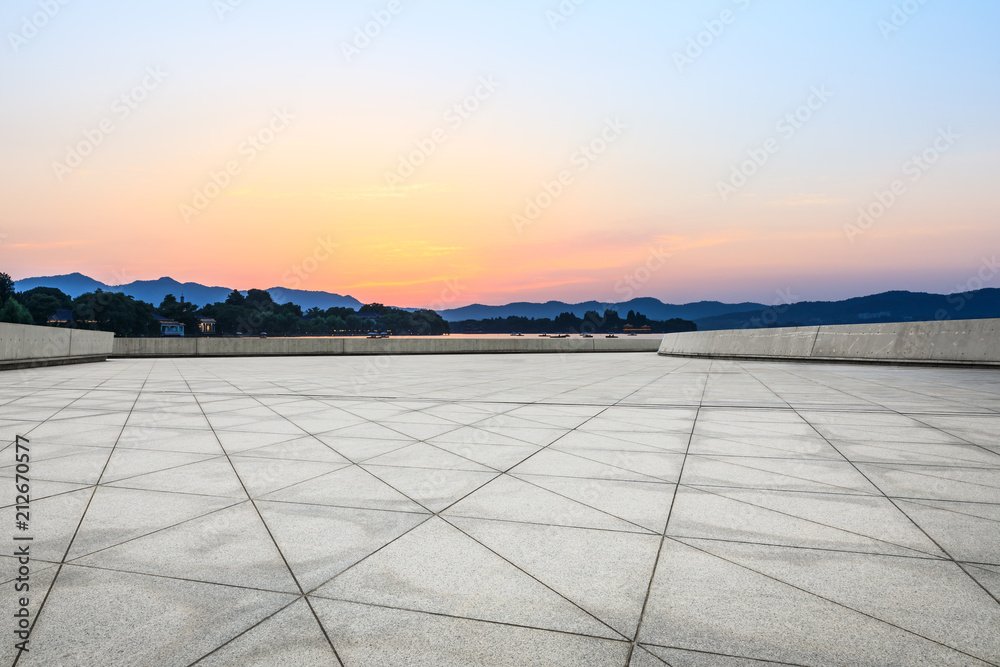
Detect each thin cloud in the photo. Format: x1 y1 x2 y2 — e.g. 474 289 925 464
7 240 92 249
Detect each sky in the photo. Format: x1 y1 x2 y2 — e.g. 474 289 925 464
1 0 998 308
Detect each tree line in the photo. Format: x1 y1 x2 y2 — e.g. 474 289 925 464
1 273 694 337
453 309 697 334
0 273 449 337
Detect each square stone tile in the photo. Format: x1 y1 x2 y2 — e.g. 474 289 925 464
20 565 296 667
312 598 630 667
3 354 998 665
639 539 989 666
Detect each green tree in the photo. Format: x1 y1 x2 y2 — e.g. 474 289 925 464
662 318 696 333
218 289 278 335
381 310 407 333
277 301 302 319
327 315 346 332
157 294 201 336
345 314 363 331
245 289 273 310
224 290 245 306
360 303 389 316
73 291 158 336
324 306 356 320
410 309 450 335
580 310 604 334
0 297 33 324
303 316 328 335
0 273 14 304
603 309 623 331
18 286 71 325
263 309 298 335
233 307 267 335
199 303 246 335
553 312 580 331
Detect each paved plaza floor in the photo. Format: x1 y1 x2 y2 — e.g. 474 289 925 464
1 353 998 666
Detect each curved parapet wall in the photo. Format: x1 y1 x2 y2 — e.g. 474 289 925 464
658 318 1000 366
112 335 661 357
0 323 114 370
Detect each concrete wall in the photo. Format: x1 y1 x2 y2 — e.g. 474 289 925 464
658 319 1000 366
0 323 114 370
112 335 660 357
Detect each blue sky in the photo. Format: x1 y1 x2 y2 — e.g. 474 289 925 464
2 0 998 305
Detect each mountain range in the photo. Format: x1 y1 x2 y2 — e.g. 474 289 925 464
12 273 766 321
12 273 1000 329
13 273 363 311
693 289 1000 330
437 298 767 322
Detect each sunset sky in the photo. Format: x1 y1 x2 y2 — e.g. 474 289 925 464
2 0 998 307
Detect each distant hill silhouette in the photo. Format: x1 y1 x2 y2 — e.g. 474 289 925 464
15 272 107 296
265 286 364 311
437 298 767 322
13 274 362 311
694 289 1000 330
13 274 1000 328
